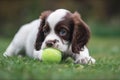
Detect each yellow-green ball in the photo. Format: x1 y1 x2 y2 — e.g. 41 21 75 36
42 48 62 63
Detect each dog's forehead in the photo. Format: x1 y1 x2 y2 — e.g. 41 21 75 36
46 9 70 27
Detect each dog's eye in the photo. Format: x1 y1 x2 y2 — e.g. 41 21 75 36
43 28 49 36
59 29 67 36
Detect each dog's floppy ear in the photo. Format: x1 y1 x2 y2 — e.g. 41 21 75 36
71 12 90 53
35 11 52 50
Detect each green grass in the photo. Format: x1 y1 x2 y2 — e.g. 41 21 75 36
0 36 120 80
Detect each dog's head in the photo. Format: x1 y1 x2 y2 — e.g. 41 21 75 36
35 9 90 53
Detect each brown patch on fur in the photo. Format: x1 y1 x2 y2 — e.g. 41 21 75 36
55 13 74 42
35 10 52 50
35 10 90 53
71 12 90 53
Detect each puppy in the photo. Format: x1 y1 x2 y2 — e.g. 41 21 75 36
3 9 95 64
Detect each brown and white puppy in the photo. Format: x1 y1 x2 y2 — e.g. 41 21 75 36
3 9 95 64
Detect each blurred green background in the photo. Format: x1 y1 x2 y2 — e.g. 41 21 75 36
0 0 120 37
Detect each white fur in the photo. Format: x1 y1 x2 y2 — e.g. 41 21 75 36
47 9 69 28
3 19 41 57
3 9 95 64
74 46 96 64
41 9 70 52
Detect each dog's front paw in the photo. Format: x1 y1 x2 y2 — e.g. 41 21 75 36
33 50 43 61
3 52 8 57
3 51 13 57
75 56 96 64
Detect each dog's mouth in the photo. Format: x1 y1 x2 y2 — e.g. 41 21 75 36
46 44 59 49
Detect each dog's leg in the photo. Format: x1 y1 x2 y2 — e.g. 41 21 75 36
33 49 43 60
3 42 22 57
3 26 29 57
3 34 24 57
73 46 96 64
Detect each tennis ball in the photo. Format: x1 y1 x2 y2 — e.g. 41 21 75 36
42 48 62 63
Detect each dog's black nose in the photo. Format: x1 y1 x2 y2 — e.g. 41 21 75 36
46 41 53 47
46 40 57 47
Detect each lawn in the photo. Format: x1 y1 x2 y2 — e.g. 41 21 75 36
0 36 120 80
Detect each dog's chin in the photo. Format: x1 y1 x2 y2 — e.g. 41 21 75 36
44 46 67 52
41 43 68 52
44 46 60 51
55 45 68 52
